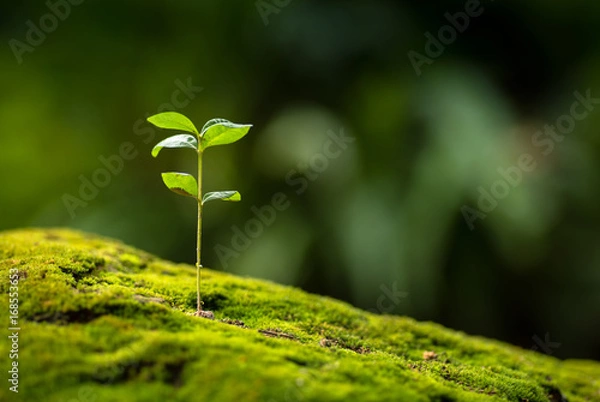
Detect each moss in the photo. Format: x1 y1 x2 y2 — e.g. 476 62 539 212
0 228 598 402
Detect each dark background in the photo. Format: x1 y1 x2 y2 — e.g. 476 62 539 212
1 0 599 360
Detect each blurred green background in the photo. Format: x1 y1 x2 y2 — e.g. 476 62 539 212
1 0 599 360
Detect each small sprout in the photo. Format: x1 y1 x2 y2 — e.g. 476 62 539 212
147 112 252 318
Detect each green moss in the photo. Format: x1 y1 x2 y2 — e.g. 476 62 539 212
0 228 598 402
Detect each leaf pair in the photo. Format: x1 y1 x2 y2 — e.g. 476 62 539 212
148 112 252 155
160 172 240 204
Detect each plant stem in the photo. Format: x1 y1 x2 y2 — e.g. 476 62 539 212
197 150 203 312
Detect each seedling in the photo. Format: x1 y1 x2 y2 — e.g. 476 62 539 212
147 112 252 319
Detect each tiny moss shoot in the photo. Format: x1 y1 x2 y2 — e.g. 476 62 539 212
147 112 252 318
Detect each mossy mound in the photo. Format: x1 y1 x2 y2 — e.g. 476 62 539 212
0 228 598 402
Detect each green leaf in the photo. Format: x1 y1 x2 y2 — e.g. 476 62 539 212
147 112 199 135
200 118 232 135
151 134 198 157
202 191 241 204
200 118 252 151
161 172 198 199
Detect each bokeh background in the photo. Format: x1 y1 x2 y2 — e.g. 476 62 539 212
1 0 599 360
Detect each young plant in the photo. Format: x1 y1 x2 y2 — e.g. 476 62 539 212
147 112 252 319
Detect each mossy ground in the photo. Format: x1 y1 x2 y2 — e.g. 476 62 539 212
0 228 598 402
